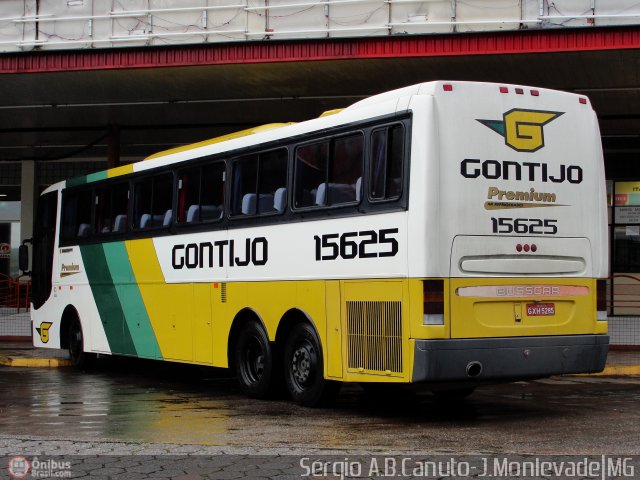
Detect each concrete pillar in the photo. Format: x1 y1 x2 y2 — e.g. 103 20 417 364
20 160 36 243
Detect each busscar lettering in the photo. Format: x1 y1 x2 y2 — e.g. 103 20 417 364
461 159 582 184
172 237 268 270
497 286 561 297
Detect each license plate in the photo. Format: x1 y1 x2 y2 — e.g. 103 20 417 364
526 303 555 316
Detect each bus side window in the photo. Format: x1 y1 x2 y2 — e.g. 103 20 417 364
294 141 328 209
258 149 287 214
294 133 363 209
328 133 363 205
133 173 173 230
61 189 92 241
95 183 129 234
370 125 404 201
200 162 225 221
178 162 225 224
231 149 287 216
177 166 200 223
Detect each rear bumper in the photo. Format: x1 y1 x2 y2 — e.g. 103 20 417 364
412 335 609 383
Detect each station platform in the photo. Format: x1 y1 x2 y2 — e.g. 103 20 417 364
0 340 72 367
0 340 638 375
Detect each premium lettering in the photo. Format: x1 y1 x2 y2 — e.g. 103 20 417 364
487 186 556 203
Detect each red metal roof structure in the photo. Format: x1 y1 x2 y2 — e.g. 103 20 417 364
1 26 639 74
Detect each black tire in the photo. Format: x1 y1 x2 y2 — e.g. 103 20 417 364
433 387 475 402
234 320 275 398
283 323 340 407
68 316 94 369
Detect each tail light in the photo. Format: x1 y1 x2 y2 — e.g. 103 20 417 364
423 279 444 325
596 279 607 321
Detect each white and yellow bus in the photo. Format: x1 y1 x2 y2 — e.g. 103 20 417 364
24 81 609 406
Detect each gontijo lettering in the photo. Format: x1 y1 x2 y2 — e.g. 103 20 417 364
172 237 268 269
461 159 582 184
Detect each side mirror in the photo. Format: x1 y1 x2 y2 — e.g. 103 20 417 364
19 243 30 275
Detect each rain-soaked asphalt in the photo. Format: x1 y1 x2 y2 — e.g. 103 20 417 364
0 359 639 455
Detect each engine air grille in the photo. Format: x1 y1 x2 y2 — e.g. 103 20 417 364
346 301 403 374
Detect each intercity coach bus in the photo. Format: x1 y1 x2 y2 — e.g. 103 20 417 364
23 81 609 406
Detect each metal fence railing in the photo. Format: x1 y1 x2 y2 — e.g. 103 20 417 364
0 273 31 339
1 0 640 52
608 275 640 361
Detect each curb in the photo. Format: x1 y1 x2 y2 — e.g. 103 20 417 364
0 355 638 374
591 365 640 376
0 355 72 368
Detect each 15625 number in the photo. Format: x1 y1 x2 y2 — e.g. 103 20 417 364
491 217 557 235
314 228 399 261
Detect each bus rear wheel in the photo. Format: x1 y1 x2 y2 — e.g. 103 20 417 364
283 323 340 407
68 317 93 369
234 320 275 398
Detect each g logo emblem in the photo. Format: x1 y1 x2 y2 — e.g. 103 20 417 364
478 109 563 152
36 322 53 343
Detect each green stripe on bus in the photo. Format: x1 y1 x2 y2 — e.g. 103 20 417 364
66 176 87 188
79 243 137 356
85 171 108 183
66 171 108 188
102 242 160 359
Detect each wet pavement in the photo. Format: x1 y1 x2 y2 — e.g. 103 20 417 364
0 358 639 456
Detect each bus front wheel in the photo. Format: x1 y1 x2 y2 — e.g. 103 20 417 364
68 317 93 369
283 323 340 407
234 320 275 398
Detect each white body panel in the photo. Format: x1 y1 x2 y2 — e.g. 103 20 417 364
407 82 608 279
155 212 408 283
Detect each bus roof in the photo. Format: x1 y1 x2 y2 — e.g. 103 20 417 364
144 123 296 162
50 81 589 195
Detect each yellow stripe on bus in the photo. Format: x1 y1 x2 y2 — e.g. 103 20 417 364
107 164 134 178
144 123 295 161
126 239 229 366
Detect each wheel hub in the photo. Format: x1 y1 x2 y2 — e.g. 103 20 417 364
292 346 312 384
70 326 82 357
246 340 265 381
253 352 264 377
